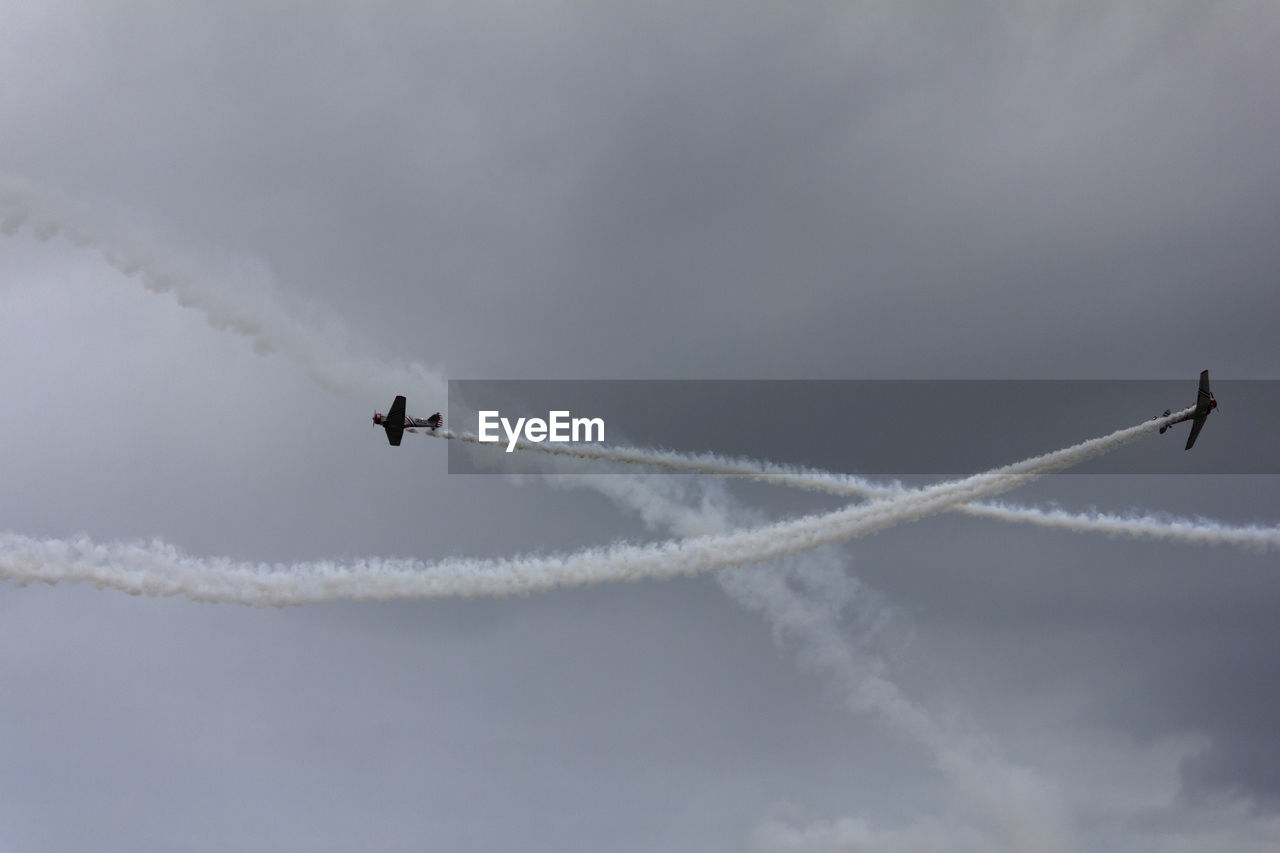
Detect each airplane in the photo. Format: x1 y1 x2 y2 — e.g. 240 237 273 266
372 396 442 446
1154 369 1217 450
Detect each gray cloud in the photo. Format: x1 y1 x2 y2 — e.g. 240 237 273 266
1 2 1277 850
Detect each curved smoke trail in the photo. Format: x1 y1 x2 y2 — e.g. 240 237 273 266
0 178 444 405
0 412 1181 605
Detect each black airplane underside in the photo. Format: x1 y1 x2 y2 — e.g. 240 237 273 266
1155 370 1217 450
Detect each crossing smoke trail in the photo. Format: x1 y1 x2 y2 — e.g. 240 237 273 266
428 428 1280 552
0 412 1183 605
7 180 1275 551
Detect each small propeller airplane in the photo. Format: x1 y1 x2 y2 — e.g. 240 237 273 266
373 396 442 446
1154 369 1218 450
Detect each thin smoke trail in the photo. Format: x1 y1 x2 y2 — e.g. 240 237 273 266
724 564 1078 853
954 501 1279 550
426 424 1280 551
571 473 1076 852
0 413 1178 605
0 179 445 406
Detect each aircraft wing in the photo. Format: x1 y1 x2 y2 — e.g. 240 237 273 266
384 395 408 445
387 395 407 425
1185 370 1214 450
1184 412 1207 450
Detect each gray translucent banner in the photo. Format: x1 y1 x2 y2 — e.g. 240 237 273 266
446 380 1277 475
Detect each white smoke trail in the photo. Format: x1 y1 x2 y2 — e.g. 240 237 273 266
954 502 1280 551
0 413 1178 605
568 473 1077 852
427 423 1280 552
726 563 1077 853
0 178 444 406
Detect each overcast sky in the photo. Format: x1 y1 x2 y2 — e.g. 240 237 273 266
1 3 1278 852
